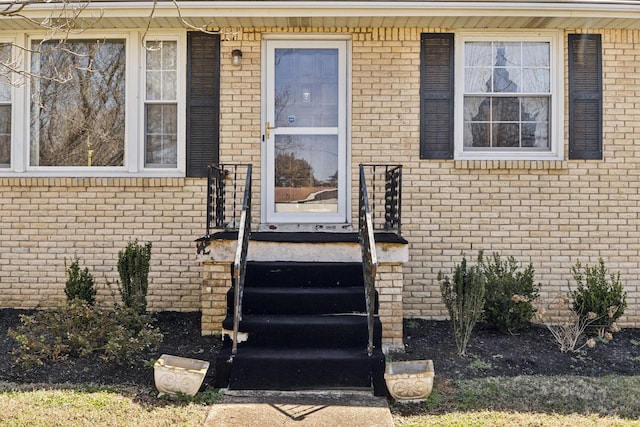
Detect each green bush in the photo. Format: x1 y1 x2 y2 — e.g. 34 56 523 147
8 300 163 369
64 258 97 305
570 258 627 335
439 254 486 356
117 240 152 314
480 252 540 333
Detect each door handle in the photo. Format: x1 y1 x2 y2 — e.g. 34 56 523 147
265 121 276 139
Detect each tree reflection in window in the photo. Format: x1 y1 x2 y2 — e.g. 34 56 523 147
464 41 550 150
0 43 11 167
30 39 126 167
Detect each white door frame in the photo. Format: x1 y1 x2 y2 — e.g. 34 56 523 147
260 35 352 229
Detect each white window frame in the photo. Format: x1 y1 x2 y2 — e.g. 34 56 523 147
454 31 564 161
0 30 186 177
140 34 186 173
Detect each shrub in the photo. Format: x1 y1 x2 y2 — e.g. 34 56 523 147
439 254 486 356
570 258 627 336
64 258 97 306
8 300 163 369
480 252 540 333
117 240 152 314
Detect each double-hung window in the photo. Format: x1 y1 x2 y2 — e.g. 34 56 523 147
144 40 178 168
455 32 563 160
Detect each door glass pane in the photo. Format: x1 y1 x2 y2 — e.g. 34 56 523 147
274 48 338 128
275 134 338 213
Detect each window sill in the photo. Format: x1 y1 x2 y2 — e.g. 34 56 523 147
454 160 567 170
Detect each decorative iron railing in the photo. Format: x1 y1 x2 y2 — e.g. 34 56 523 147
359 164 402 236
206 164 251 235
359 164 378 357
231 164 252 357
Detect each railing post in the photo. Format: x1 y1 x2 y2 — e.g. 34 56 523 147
231 164 252 357
359 164 378 357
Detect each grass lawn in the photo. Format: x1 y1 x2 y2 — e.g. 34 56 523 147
2 375 640 426
0 384 216 427
392 375 640 427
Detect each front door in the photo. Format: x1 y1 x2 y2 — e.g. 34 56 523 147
263 39 349 226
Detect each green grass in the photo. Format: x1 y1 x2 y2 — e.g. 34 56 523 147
2 376 640 426
391 375 640 427
0 383 215 427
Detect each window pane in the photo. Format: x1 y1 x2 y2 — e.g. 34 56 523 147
522 97 549 148
0 43 10 102
522 42 549 66
493 123 520 147
30 40 125 167
274 48 339 128
463 39 551 151
146 41 177 101
145 104 177 167
493 67 520 93
522 68 550 93
493 97 520 122
274 134 338 213
0 105 9 166
146 71 162 100
0 44 11 167
465 68 491 93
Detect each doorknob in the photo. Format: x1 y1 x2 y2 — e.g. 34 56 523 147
265 121 276 139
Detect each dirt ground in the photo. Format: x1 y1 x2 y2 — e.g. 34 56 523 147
1 309 640 389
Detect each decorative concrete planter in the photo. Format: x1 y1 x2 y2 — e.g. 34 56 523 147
154 354 210 396
384 359 435 402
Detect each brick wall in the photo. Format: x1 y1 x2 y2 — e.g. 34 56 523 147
0 177 207 311
4 27 640 329
220 27 640 327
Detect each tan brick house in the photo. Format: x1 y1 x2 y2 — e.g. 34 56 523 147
1 1 640 363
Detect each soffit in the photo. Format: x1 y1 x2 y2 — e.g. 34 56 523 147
1 1 640 30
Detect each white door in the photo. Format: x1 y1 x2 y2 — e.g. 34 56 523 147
263 39 349 225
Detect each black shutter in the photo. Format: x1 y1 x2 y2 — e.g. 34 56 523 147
568 34 602 160
420 33 454 160
186 32 220 177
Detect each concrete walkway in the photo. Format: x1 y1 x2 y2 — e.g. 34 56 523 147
204 390 394 427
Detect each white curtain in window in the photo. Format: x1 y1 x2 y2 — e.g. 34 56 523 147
463 41 550 148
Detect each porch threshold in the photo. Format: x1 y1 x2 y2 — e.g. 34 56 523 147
197 231 407 245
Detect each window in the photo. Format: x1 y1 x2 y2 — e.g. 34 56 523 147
456 33 562 160
0 43 11 167
0 31 204 176
463 41 550 150
145 40 177 168
30 39 126 167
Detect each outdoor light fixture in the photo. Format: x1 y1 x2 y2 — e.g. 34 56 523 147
231 49 242 66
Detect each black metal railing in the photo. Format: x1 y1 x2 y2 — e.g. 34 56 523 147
359 164 402 236
359 164 378 357
206 164 251 235
231 164 252 357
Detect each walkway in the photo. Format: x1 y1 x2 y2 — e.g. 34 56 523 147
204 390 394 427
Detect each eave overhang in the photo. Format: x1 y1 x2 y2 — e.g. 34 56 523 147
1 1 640 30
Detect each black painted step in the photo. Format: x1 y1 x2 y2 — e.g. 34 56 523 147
242 262 364 288
227 286 377 315
215 260 387 396
215 347 386 395
222 314 383 349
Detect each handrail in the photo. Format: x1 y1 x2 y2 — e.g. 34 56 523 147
359 164 402 236
231 164 252 357
359 164 378 357
206 163 247 235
